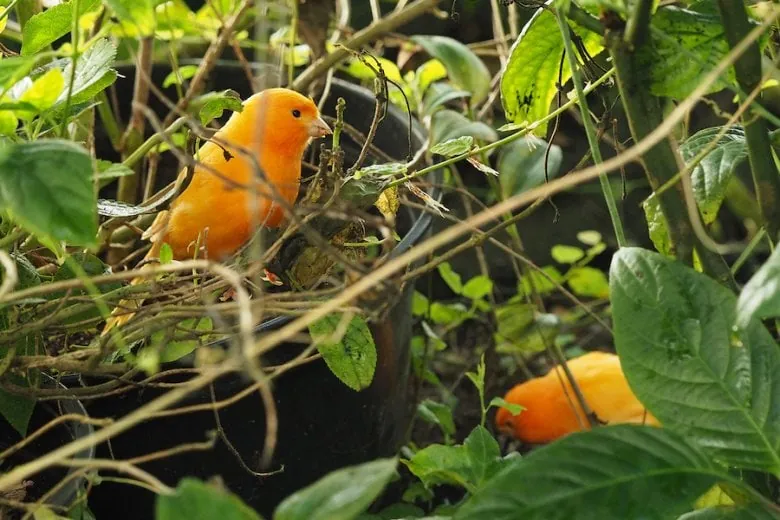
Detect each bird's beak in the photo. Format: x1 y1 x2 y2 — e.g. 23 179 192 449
308 116 332 138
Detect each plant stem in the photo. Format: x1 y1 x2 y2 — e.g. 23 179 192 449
716 0 780 241
557 12 626 247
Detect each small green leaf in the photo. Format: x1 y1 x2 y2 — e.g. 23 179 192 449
500 6 604 136
404 443 472 491
567 266 609 298
412 291 430 316
642 193 673 257
353 163 407 179
430 136 473 157
197 89 243 125
104 0 156 35
611 248 780 471
17 68 64 116
417 399 456 437
156 478 262 520
422 82 470 116
429 302 470 326
576 230 602 246
0 110 17 135
0 140 96 246
95 160 134 180
274 458 397 520
22 0 101 55
455 425 720 520
159 243 174 265
437 262 463 294
163 65 199 88
431 110 497 147
551 244 584 264
488 397 523 416
493 299 535 352
519 266 563 296
411 35 491 106
145 317 214 365
735 245 780 328
498 136 562 196
309 314 377 391
462 275 493 301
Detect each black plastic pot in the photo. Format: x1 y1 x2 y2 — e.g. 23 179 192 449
0 378 94 517
85 68 439 518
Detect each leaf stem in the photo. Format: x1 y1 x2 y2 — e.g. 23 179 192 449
556 11 626 247
716 0 780 241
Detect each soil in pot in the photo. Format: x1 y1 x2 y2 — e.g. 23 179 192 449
0 388 94 518
85 66 438 518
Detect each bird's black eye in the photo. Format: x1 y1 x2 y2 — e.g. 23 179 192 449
292 109 301 118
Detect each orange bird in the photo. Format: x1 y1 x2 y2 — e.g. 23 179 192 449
103 88 331 334
495 351 659 444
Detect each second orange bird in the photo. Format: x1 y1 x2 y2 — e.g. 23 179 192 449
103 88 331 333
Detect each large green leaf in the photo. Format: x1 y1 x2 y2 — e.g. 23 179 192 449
274 458 397 520
308 314 377 391
0 140 96 247
21 0 102 55
641 7 738 99
497 136 562 197
678 504 780 520
52 38 117 108
455 425 720 520
430 110 497 147
735 246 780 328
155 478 262 520
500 3 604 136
411 36 490 107
610 248 780 472
679 126 748 224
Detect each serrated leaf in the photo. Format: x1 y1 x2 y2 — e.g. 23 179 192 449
412 35 490 106
735 245 780 328
198 90 243 125
462 275 493 301
0 140 96 246
156 478 262 520
22 0 101 55
455 425 720 520
437 262 463 294
641 7 743 99
611 248 780 472
104 0 155 35
498 135 562 196
274 458 397 520
417 399 456 437
500 3 604 136
680 126 748 224
52 38 118 107
430 136 473 157
463 425 502 489
551 244 584 264
163 65 199 88
309 314 377 391
431 109 497 147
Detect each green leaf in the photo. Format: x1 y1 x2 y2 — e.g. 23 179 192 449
431 110 497 147
735 245 780 328
429 302 470 326
642 193 673 257
610 248 780 471
518 266 563 296
22 0 101 55
463 425 502 489
309 314 377 391
0 57 36 90
353 163 407 179
430 136 473 157
577 0 660 15
422 82 470 116
163 65 199 88
417 399 456 437
17 68 64 116
274 458 397 520
576 230 602 246
497 136 562 196
412 291 429 316
156 478 262 520
0 140 96 246
493 300 535 352
551 244 584 264
488 397 523 416
197 89 243 125
103 0 155 35
641 7 740 99
680 126 748 224
500 6 604 136
678 504 780 520
0 110 17 135
455 425 720 520
404 443 472 491
51 38 118 108
143 317 214 367
0 335 37 436
411 35 490 106
462 275 493 301
437 262 463 294
95 160 134 180
567 266 609 298
159 243 174 265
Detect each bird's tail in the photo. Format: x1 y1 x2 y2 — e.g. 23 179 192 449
101 212 168 337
